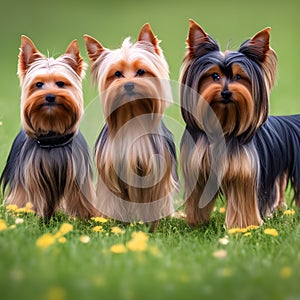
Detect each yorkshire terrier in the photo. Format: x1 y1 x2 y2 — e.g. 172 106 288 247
0 36 98 221
84 23 179 227
180 19 300 228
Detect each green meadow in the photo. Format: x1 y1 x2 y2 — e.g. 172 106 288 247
1 0 300 299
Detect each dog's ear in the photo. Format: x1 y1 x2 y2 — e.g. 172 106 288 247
238 28 271 62
186 19 219 59
18 35 44 80
138 23 160 55
84 35 106 63
64 40 86 78
239 28 277 89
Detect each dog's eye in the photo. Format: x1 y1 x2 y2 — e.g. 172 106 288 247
211 73 220 81
234 74 242 81
114 71 123 78
136 69 145 76
35 82 44 88
56 81 65 88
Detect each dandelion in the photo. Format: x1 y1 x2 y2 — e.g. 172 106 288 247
92 225 104 233
58 223 73 235
57 237 66 244
213 249 227 259
111 226 125 235
280 267 292 279
92 275 106 287
126 231 148 252
283 209 295 216
44 286 66 300
264 228 278 236
91 216 108 223
79 235 90 243
6 204 18 212
218 268 233 277
0 219 7 231
219 207 226 213
246 225 259 231
243 232 252 237
149 245 161 257
36 233 56 249
15 202 34 214
228 228 248 234
110 243 127 254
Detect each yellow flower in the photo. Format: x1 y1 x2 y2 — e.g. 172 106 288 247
228 228 248 234
15 202 34 214
57 237 66 244
110 243 127 254
246 225 259 230
58 223 73 235
36 233 56 249
79 235 90 243
243 232 252 237
219 207 226 213
44 286 66 300
280 267 292 279
92 225 104 232
0 121 3 126
6 204 18 212
283 209 295 216
149 245 161 257
111 226 125 235
0 219 7 231
126 231 148 252
264 228 278 236
91 217 108 223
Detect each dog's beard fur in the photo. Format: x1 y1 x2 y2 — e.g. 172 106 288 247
0 36 98 220
85 24 179 226
101 77 167 132
180 20 281 229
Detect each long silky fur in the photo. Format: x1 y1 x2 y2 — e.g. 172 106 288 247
179 23 288 228
0 130 97 219
254 115 300 214
95 121 178 222
85 27 179 225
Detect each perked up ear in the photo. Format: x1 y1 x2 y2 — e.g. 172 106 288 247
64 40 86 78
238 27 272 62
186 19 219 59
84 35 106 63
18 35 44 80
137 23 160 55
239 27 277 88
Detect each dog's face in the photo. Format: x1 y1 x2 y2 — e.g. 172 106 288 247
84 24 172 130
180 20 277 141
18 36 86 137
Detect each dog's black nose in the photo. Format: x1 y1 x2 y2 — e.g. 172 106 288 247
45 94 56 103
221 90 232 100
124 82 134 92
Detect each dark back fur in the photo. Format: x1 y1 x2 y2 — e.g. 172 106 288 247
255 115 300 215
0 129 93 216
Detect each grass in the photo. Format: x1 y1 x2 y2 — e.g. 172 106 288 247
1 204 300 300
1 0 300 299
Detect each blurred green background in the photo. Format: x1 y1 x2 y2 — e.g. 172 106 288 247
0 0 300 171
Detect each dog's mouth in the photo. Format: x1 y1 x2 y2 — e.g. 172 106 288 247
209 98 235 107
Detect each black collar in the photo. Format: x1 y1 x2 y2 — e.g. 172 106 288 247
35 132 74 148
